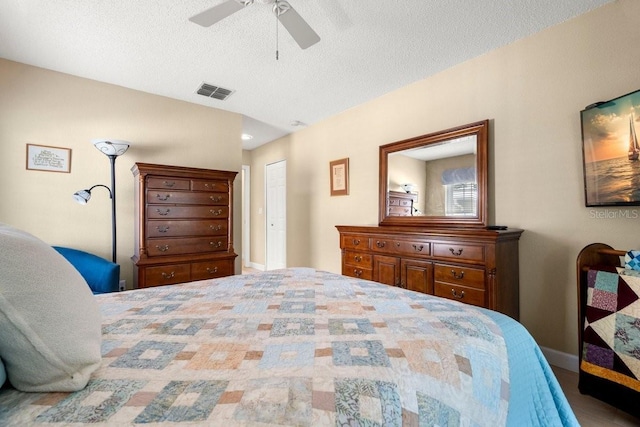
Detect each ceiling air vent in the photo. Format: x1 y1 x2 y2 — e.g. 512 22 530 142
196 83 234 100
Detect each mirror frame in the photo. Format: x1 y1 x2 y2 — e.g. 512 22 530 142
378 120 488 228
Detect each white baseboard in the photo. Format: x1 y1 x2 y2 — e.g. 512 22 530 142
540 346 579 372
247 262 265 271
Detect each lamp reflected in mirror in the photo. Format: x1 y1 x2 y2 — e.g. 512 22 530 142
401 183 417 193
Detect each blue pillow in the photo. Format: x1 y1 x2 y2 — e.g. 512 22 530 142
625 250 640 271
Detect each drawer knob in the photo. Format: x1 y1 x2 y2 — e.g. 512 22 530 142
156 208 171 216
413 244 424 252
450 269 464 279
161 271 175 280
163 181 175 188
210 209 223 216
210 241 223 248
376 240 386 248
206 267 218 274
205 183 219 189
451 289 465 299
156 193 171 201
449 248 463 256
210 195 223 202
156 225 170 233
354 255 362 262
156 245 170 252
354 269 362 277
352 239 360 246
210 224 222 231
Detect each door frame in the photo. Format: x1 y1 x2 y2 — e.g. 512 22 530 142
241 164 251 269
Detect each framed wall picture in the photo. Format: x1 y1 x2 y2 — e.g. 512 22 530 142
581 88 640 206
330 158 349 196
26 144 72 173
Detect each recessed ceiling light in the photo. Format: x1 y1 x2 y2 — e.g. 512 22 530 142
241 133 253 140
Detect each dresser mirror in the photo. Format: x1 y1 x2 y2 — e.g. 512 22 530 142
379 120 488 228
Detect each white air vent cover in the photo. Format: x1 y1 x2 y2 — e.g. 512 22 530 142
196 83 234 100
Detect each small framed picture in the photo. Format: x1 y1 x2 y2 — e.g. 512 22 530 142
330 158 349 196
26 144 72 173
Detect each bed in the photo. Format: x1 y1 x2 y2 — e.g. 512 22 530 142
0 264 578 426
576 243 640 418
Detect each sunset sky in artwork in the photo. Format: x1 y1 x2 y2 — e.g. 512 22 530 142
581 90 640 163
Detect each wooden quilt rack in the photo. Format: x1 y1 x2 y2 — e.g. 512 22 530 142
576 243 624 349
575 243 640 418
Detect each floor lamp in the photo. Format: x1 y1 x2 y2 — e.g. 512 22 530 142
73 140 130 263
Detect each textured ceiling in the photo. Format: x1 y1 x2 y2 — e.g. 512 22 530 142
0 0 613 149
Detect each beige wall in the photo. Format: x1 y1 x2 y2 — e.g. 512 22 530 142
388 154 426 213
0 59 243 288
247 0 640 356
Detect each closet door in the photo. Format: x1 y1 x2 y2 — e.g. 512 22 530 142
265 160 286 270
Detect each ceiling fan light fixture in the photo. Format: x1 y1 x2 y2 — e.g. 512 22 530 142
273 1 291 16
190 0 319 50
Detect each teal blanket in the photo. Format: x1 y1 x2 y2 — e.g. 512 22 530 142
484 310 579 426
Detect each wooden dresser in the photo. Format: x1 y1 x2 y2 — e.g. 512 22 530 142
387 191 418 216
132 163 238 288
336 225 523 319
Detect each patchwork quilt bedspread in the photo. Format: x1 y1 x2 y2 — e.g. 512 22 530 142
581 266 640 392
0 268 576 426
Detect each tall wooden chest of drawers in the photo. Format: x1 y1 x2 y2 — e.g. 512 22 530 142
387 191 418 216
132 163 238 288
336 225 523 319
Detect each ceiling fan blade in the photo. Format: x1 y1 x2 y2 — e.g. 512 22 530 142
276 2 320 49
189 1 245 27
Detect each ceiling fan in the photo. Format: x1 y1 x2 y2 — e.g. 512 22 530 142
189 0 320 50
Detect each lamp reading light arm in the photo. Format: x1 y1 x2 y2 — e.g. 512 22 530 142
72 183 116 263
86 184 113 198
73 184 112 204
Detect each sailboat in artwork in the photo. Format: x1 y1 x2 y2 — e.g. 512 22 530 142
628 113 640 160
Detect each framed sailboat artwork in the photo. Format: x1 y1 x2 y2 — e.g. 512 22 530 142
581 88 640 206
